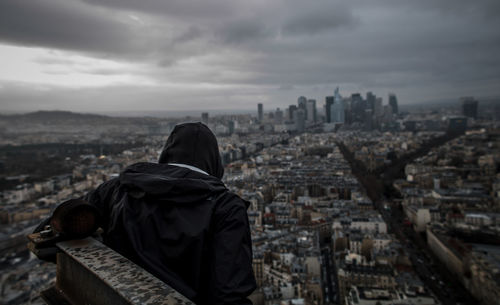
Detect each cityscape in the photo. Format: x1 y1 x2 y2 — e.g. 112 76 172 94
1 1 500 304
1 89 499 305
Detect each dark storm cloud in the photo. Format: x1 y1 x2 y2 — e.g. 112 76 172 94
0 0 135 55
217 20 271 44
81 0 239 20
406 0 500 17
282 7 357 35
173 26 203 44
1 0 500 111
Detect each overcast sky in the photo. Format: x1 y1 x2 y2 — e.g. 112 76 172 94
0 0 499 113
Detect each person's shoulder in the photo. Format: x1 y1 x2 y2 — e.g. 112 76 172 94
97 176 121 190
214 190 250 213
90 176 120 197
122 162 159 173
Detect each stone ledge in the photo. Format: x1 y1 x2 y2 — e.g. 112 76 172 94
42 237 193 305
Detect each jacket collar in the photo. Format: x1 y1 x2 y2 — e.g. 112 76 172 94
168 163 209 176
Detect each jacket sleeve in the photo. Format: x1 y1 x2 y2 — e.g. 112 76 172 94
82 177 120 232
209 194 257 305
33 178 119 234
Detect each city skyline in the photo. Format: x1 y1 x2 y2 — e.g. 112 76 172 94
1 0 499 113
1 83 499 304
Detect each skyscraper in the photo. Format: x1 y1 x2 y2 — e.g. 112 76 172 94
331 87 345 123
325 96 334 123
383 105 393 123
351 93 365 123
461 97 479 119
298 96 308 121
364 109 373 130
374 97 383 117
258 103 263 122
306 99 317 122
389 94 399 115
298 96 307 109
294 108 306 132
366 92 376 112
288 105 298 121
275 108 284 124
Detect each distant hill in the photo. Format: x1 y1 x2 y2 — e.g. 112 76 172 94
0 110 108 121
0 111 121 127
25 110 107 119
0 110 166 134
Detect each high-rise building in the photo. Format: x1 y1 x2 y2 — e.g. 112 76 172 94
366 92 376 112
325 96 334 123
258 103 263 122
383 105 393 123
461 97 479 119
275 108 284 124
388 94 399 115
374 97 383 117
306 99 317 122
351 93 365 123
201 112 209 125
364 109 373 130
294 108 306 132
331 87 345 124
288 105 298 121
298 96 307 109
298 96 308 121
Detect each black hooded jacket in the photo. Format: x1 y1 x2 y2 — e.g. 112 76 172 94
83 123 256 304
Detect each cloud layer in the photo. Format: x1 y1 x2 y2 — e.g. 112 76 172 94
0 0 499 112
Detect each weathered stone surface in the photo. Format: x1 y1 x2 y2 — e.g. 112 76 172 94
55 238 193 305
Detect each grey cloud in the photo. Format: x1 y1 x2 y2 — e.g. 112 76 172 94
1 0 500 112
0 0 136 56
282 7 357 35
41 70 71 75
173 26 203 44
279 84 295 91
0 0 208 64
216 20 271 44
33 57 79 66
35 57 131 75
81 0 242 20
352 0 500 17
76 68 126 75
410 0 500 18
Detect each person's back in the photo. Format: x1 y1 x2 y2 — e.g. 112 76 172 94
83 122 256 304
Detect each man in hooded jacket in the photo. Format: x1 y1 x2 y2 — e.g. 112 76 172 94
80 122 256 304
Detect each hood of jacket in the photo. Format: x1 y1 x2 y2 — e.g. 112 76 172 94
119 162 227 203
158 122 224 179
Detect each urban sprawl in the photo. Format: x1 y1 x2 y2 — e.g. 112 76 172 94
1 89 499 305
